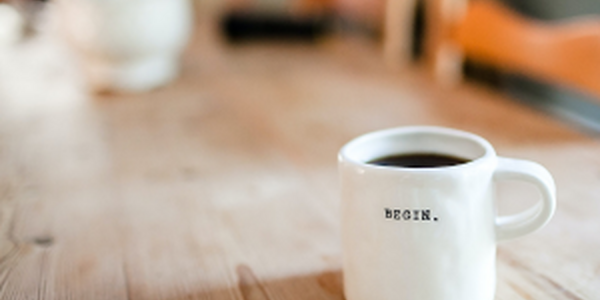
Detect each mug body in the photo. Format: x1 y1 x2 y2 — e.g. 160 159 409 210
54 0 194 92
339 126 498 300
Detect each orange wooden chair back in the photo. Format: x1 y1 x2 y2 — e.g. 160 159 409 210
423 0 600 98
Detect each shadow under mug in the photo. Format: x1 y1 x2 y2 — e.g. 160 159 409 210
338 126 556 300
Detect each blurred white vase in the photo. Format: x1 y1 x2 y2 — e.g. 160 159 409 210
54 0 194 93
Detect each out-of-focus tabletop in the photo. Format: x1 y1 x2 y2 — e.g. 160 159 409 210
1 14 599 300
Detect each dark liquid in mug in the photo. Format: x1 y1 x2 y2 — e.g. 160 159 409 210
368 153 469 168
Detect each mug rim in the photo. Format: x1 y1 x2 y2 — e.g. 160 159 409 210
339 126 497 172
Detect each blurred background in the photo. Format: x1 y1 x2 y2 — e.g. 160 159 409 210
1 0 599 132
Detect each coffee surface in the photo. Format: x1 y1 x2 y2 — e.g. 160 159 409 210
368 153 469 168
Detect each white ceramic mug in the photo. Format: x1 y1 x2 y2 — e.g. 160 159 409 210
338 126 556 300
54 0 193 93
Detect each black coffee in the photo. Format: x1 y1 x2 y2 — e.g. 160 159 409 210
368 153 469 168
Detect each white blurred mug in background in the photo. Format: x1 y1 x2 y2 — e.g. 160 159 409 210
54 0 194 93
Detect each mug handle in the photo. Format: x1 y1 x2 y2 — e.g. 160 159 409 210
494 157 557 242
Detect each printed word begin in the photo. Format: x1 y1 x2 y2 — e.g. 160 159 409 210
384 208 437 221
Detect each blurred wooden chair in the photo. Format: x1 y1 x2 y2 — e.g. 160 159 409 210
384 0 600 98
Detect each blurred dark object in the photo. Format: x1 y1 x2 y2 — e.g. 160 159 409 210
411 0 425 60
221 11 331 43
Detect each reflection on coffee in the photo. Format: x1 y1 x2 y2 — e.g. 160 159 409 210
368 153 469 168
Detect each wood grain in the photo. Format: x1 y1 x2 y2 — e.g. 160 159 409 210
0 12 599 300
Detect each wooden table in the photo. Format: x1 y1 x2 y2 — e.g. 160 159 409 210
1 18 599 300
